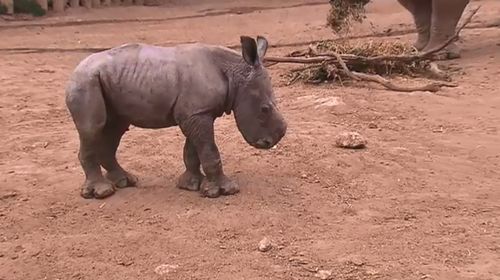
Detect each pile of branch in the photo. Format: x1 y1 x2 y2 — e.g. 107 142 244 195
264 6 480 93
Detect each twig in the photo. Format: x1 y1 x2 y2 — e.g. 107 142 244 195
331 49 457 92
427 62 450 81
349 71 457 92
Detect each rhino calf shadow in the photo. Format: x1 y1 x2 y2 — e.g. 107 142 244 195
65 35 287 199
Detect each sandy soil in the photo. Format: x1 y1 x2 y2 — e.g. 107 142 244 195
1 0 500 279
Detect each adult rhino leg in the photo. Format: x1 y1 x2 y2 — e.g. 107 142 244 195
397 0 432 51
426 0 470 59
179 115 239 198
100 120 138 189
176 138 204 192
66 77 115 199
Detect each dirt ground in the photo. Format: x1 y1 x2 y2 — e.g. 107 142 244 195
1 0 500 279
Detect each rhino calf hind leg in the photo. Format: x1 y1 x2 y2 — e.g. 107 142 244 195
176 139 204 192
100 121 138 189
78 138 116 199
66 77 115 199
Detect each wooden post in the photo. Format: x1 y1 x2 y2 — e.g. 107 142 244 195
102 0 111 6
122 0 133 5
52 0 65 12
81 0 91 8
134 0 144 5
36 0 48 12
111 0 120 5
70 0 79 8
91 0 100 7
0 0 14 14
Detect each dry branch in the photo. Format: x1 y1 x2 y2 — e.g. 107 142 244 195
264 5 480 92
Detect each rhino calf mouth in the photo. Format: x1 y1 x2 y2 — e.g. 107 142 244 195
253 138 274 149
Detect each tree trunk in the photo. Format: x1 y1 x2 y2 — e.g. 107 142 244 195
52 0 66 12
0 0 14 14
36 0 48 11
70 0 79 8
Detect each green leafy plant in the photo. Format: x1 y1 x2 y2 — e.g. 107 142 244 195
0 3 8 14
14 0 46 16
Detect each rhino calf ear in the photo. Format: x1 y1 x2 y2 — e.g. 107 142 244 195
240 36 259 66
256 35 268 59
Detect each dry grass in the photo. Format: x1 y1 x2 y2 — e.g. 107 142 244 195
285 39 431 85
326 0 370 34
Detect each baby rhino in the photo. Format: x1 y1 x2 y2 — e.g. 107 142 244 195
65 35 287 199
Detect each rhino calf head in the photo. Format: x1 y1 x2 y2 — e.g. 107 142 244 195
232 36 287 149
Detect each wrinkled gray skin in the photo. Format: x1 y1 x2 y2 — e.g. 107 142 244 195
65 35 287 199
397 0 470 59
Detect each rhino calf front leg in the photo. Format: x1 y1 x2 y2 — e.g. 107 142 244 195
180 115 240 198
176 139 204 192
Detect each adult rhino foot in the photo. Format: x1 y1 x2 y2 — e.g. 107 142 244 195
424 42 461 60
105 171 138 189
413 37 428 52
199 177 239 198
176 171 204 191
80 180 116 199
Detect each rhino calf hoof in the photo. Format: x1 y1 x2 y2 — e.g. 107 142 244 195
200 177 240 198
105 171 138 189
219 179 240 196
80 180 116 199
176 171 204 192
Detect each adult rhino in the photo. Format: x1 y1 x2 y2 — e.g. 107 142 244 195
395 0 470 59
65 35 287 199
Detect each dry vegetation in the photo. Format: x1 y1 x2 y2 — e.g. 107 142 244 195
283 39 427 85
326 0 370 34
264 3 480 93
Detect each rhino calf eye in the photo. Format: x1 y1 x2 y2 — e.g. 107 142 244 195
261 105 271 114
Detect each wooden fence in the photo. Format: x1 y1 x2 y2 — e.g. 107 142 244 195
0 0 146 14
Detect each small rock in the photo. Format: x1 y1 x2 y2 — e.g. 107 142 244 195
349 256 365 266
315 270 332 280
13 245 23 253
154 264 178 275
31 250 41 257
335 132 367 149
288 256 308 265
368 122 378 129
1 191 17 200
117 259 134 266
258 237 272 252
300 174 308 179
